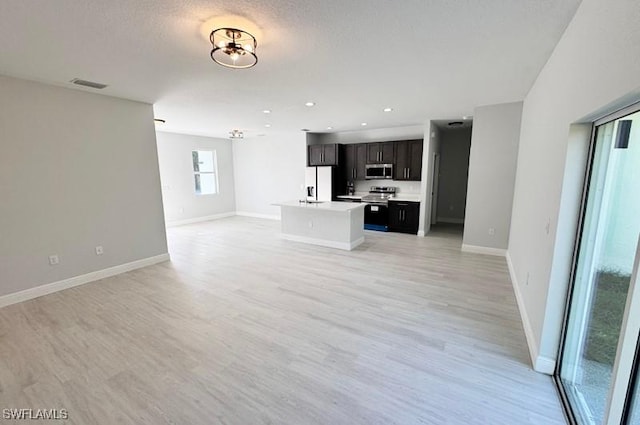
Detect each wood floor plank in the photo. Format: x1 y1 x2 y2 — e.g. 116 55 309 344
0 217 566 424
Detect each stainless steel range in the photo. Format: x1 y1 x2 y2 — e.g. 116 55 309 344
363 186 396 231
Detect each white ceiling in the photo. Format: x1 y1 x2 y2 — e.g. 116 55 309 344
0 0 581 139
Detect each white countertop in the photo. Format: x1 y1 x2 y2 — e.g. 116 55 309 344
336 195 363 201
390 195 421 202
276 200 367 212
336 194 421 203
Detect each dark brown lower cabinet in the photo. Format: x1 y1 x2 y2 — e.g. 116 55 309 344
388 201 420 234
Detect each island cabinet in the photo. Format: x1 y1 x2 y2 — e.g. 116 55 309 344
388 200 420 234
343 143 367 181
308 144 339 166
394 139 423 181
367 142 395 164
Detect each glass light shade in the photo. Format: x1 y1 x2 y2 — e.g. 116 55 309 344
210 28 258 69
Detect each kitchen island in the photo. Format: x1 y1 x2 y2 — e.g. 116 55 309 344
276 200 366 250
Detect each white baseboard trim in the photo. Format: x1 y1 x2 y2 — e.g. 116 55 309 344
535 356 557 375
461 244 507 257
166 212 235 227
280 233 364 251
506 251 556 375
236 211 281 221
417 230 425 237
436 217 465 224
0 253 171 309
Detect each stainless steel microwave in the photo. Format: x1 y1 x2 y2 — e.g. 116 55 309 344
365 164 393 179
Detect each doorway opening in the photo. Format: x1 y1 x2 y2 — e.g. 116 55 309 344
429 120 472 235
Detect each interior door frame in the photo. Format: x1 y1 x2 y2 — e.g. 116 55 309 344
430 152 440 225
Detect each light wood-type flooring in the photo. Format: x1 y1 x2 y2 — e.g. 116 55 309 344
0 217 566 424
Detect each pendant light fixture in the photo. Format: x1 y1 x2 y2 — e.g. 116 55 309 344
210 28 258 69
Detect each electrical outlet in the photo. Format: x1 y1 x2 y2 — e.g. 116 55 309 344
95 246 104 255
488 227 495 235
308 220 313 228
49 255 59 266
526 272 530 286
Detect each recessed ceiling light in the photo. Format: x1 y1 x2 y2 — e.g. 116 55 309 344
154 118 166 124
305 102 315 107
263 110 271 114
383 108 393 112
265 124 271 128
327 126 333 130
462 115 471 120
361 122 367 126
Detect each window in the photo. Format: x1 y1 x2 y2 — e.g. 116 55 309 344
192 150 218 195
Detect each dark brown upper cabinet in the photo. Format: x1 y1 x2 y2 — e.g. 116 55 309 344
394 139 423 181
367 142 394 164
308 144 339 166
343 143 367 181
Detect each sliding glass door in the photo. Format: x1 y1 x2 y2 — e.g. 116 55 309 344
558 106 640 424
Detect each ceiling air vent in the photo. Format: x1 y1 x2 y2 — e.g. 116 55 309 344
70 78 108 89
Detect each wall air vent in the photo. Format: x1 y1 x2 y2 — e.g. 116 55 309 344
70 78 108 89
448 121 464 127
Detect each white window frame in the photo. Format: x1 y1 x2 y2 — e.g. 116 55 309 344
192 150 219 196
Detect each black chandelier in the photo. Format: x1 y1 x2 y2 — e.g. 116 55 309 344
210 28 258 69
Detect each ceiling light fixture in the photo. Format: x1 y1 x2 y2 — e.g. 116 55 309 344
263 110 271 114
361 122 368 126
265 124 271 128
383 108 393 112
327 126 333 130
305 102 315 107
210 28 257 69
229 129 244 139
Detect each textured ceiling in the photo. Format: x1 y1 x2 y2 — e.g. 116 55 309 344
0 0 581 138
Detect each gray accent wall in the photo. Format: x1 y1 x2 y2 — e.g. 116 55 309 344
435 128 472 222
0 75 168 297
156 131 236 224
463 102 523 250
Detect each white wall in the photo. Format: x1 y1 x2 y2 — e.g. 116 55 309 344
156 132 236 225
508 0 640 372
312 125 424 144
232 132 306 218
0 75 167 298
463 102 522 251
436 128 472 223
